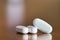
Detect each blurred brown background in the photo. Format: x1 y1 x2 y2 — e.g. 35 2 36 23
25 0 60 40
0 0 15 40
25 0 60 32
0 0 60 40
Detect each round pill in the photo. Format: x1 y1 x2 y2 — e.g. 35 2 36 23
27 25 37 33
33 18 53 33
16 25 28 34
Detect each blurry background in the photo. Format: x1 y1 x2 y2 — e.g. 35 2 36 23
25 0 60 39
25 0 60 32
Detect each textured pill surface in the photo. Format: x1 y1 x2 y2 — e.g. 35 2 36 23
16 25 28 34
33 18 53 33
27 25 37 33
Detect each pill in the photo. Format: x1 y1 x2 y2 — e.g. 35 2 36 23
33 18 53 33
27 25 37 33
16 25 28 34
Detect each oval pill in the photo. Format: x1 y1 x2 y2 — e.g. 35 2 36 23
16 25 28 34
33 18 53 33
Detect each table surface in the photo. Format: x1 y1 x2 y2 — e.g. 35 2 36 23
16 30 60 40
0 21 60 40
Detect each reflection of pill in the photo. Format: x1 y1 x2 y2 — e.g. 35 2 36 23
16 25 28 34
29 34 37 40
33 18 53 33
38 34 52 40
23 34 28 40
27 25 37 33
32 34 37 40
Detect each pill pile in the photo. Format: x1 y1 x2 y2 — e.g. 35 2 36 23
16 18 53 34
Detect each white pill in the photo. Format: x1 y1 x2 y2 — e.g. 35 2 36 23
33 18 53 33
16 25 28 34
27 25 37 33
